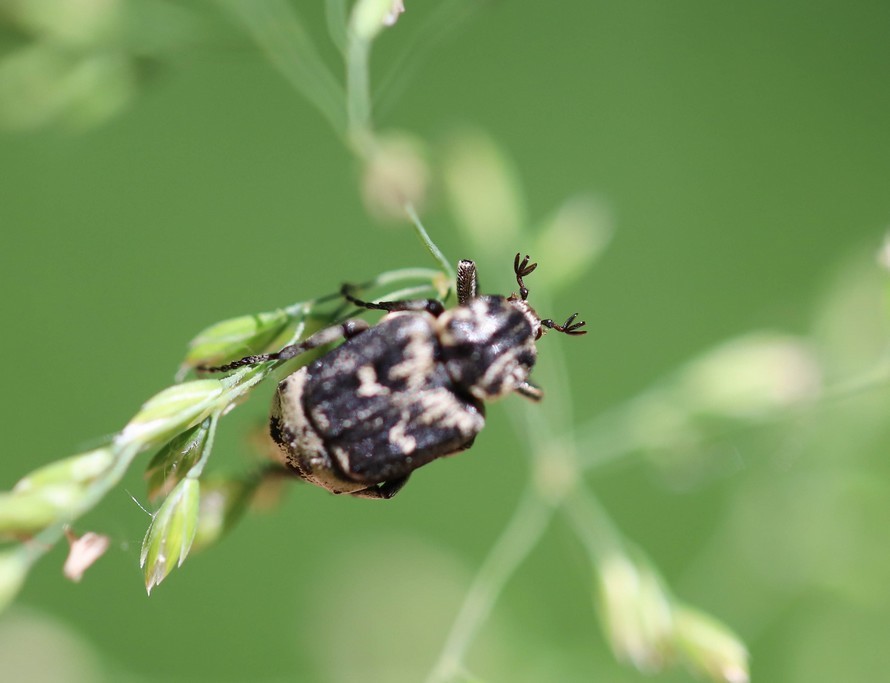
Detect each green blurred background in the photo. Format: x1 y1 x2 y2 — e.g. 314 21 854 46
2 1 890 681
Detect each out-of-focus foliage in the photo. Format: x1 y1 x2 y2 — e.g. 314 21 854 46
2 1 890 682
0 0 135 130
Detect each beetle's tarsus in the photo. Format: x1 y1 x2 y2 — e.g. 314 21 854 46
349 475 410 500
542 313 588 336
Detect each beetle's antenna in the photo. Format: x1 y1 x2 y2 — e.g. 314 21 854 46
541 313 587 336
513 253 538 301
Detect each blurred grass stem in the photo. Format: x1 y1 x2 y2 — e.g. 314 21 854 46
425 284 621 680
18 442 140 570
575 359 890 472
562 483 625 563
324 0 348 55
424 490 554 683
346 23 373 152
218 0 346 135
186 413 218 479
374 0 477 120
406 203 456 285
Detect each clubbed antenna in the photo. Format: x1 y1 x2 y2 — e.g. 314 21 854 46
513 252 538 300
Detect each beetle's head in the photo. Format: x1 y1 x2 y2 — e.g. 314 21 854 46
438 253 586 401
506 292 544 340
439 295 538 401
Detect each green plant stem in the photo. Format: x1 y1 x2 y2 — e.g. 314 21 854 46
17 364 280 574
18 441 141 570
219 0 346 135
422 279 638 680
367 284 437 304
186 413 219 480
324 0 348 55
424 490 555 683
375 0 477 120
372 267 443 288
346 26 373 152
561 483 624 565
406 203 456 285
574 360 890 473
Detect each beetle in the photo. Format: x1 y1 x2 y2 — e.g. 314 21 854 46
202 254 586 499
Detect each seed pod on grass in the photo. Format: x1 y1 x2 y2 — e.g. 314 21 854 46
145 420 212 502
120 380 223 450
674 604 749 683
182 310 291 372
141 478 200 594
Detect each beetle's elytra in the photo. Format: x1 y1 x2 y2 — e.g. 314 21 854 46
203 254 586 499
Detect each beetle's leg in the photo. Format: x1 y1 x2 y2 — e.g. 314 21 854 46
541 312 587 336
513 253 538 301
348 475 410 500
457 259 478 305
515 380 544 401
340 284 445 317
197 318 370 372
457 435 477 451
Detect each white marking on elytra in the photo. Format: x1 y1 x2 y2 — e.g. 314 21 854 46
388 411 417 453
417 388 484 435
274 369 327 464
507 297 542 339
331 445 352 474
311 406 331 430
478 345 532 399
389 326 435 391
439 298 508 346
356 365 389 397
471 299 503 341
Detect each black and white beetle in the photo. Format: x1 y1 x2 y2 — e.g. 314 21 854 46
202 254 585 499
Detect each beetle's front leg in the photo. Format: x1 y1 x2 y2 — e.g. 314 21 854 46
516 380 544 401
348 475 410 500
198 319 370 372
341 284 445 317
